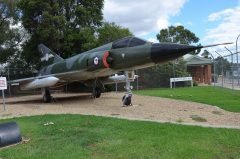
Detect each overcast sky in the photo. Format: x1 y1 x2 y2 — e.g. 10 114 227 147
103 0 240 56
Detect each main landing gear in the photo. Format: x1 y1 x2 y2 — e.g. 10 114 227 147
92 87 101 98
92 79 103 98
42 88 53 103
122 71 133 106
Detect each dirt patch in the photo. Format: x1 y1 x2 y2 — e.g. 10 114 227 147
1 92 240 129
190 115 207 122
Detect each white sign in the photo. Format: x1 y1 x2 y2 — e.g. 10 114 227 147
170 77 193 88
170 77 192 82
0 77 7 90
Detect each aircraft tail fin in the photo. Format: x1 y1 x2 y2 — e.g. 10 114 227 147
38 44 64 66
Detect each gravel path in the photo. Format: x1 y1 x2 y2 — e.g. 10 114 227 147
1 92 240 129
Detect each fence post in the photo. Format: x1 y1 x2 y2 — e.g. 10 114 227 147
210 54 215 87
215 51 224 88
236 34 240 85
224 47 234 90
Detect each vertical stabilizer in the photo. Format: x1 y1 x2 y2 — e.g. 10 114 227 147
38 44 64 66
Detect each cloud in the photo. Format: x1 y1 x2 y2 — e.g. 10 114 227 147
103 0 187 36
147 38 158 43
203 7 240 51
207 8 235 22
174 22 182 26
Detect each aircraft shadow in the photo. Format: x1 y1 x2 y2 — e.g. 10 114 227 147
7 94 92 105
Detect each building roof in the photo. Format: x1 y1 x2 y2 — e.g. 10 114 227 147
183 54 212 66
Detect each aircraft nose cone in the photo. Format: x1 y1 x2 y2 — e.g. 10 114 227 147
151 43 200 63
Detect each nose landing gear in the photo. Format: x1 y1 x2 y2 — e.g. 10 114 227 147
122 71 133 106
122 93 132 106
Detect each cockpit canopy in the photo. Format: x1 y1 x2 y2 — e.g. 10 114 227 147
112 37 148 49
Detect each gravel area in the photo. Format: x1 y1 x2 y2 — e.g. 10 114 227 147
1 92 240 129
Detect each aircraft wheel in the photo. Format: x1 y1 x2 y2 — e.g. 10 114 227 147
93 87 101 98
122 94 132 106
43 90 52 103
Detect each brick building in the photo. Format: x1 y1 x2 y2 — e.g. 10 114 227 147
184 54 213 84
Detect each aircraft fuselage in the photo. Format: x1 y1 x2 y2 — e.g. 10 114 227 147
39 43 154 82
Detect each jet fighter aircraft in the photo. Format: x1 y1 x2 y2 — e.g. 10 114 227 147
10 37 231 105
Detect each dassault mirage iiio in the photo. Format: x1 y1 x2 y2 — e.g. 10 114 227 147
11 37 231 105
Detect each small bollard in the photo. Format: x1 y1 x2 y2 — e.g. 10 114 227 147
0 122 22 147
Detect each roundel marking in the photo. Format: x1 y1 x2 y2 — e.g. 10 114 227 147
94 57 99 65
121 53 125 59
103 51 110 68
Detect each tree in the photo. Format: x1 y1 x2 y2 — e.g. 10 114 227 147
200 50 230 76
18 0 104 69
214 56 231 75
201 49 211 59
157 25 199 44
0 0 21 65
97 22 133 45
139 58 189 88
157 25 201 55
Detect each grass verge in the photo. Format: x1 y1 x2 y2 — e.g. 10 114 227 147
0 114 239 159
135 86 240 112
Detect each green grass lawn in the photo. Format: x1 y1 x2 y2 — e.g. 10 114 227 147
0 114 240 159
135 86 240 112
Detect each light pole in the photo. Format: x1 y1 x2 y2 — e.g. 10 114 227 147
236 34 240 85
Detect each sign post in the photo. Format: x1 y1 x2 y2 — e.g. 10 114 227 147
0 77 7 111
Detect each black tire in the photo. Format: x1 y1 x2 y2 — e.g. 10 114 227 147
43 90 52 103
95 87 101 98
122 95 126 102
93 87 101 98
122 95 131 106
